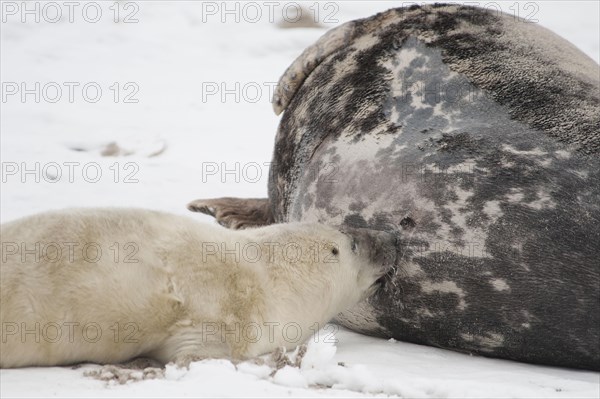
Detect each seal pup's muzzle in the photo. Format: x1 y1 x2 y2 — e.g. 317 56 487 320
340 227 399 277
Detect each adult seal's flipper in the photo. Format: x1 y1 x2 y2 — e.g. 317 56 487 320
187 198 272 229
272 21 357 115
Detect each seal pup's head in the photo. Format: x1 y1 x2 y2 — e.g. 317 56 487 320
247 222 397 322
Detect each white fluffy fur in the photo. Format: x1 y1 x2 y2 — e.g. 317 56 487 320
0 208 381 368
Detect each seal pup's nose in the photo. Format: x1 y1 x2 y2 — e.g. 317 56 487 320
341 227 399 275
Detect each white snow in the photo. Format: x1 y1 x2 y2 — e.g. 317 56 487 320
1 327 599 398
1 1 599 397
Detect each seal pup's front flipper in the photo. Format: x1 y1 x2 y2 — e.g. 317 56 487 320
187 197 272 229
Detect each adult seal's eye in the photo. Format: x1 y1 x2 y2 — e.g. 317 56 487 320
331 247 339 256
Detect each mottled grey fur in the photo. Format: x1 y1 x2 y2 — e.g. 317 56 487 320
189 4 599 370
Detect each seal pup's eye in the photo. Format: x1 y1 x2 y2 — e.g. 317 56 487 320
331 247 339 256
351 239 358 253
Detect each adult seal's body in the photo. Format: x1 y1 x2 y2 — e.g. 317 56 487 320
189 4 600 370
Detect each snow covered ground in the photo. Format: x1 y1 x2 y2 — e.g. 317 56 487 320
1 1 599 397
2 325 599 398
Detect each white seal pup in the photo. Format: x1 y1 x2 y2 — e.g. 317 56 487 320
0 208 396 368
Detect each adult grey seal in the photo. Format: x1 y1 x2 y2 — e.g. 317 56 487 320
189 4 600 370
